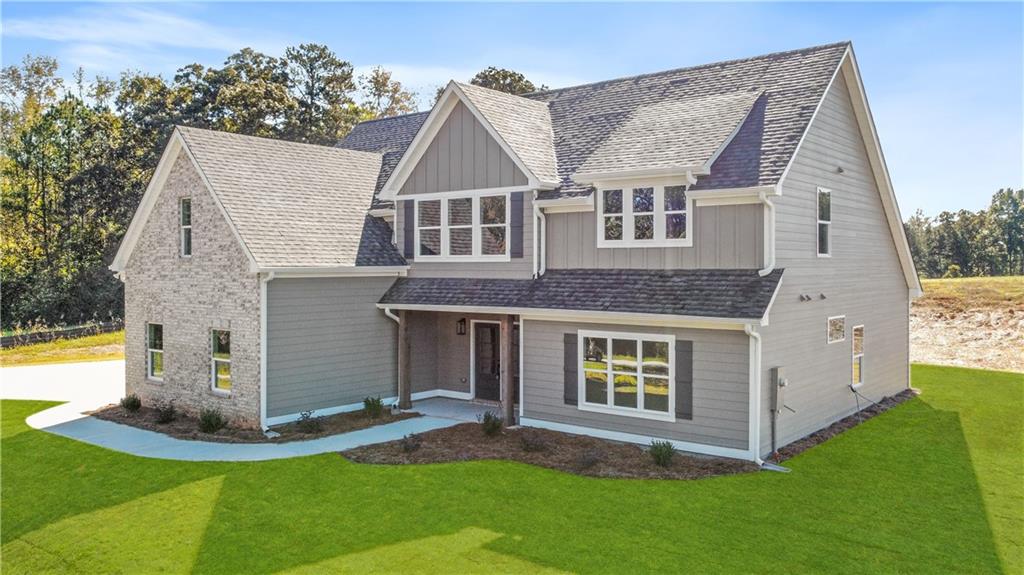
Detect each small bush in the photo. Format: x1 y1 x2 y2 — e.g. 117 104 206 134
478 411 504 437
576 448 603 470
154 400 176 424
296 410 322 434
520 432 549 453
120 394 141 413
198 408 227 433
400 433 422 453
363 396 384 419
649 440 675 467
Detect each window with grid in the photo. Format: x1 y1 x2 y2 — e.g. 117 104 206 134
580 330 674 420
415 194 509 259
598 185 690 247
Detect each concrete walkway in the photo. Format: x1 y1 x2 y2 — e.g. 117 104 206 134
0 360 487 462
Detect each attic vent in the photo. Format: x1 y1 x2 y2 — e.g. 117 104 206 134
670 78 690 86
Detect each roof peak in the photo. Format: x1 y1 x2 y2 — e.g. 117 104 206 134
523 41 850 98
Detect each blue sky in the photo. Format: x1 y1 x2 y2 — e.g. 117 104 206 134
3 2 1021 218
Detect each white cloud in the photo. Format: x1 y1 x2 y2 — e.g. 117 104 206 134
3 5 288 75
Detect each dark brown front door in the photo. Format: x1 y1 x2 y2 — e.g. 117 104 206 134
473 322 520 402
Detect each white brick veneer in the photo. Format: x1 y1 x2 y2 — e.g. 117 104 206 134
124 153 261 427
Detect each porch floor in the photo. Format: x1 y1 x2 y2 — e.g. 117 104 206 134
410 398 502 423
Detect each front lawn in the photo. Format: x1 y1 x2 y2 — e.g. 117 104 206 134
2 364 1021 573
0 330 125 367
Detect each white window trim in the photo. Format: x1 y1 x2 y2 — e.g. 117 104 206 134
851 324 865 388
210 329 231 396
817 187 831 257
414 193 511 262
827 315 846 344
577 329 676 422
146 323 163 382
596 184 694 248
180 198 192 258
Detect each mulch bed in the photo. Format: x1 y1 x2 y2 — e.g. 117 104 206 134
90 404 420 444
771 388 919 462
342 423 760 480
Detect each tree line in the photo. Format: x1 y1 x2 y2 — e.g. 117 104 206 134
0 46 543 330
904 189 1023 278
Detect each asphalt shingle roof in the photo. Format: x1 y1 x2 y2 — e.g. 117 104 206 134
177 126 406 268
345 42 849 202
379 268 784 320
338 111 429 208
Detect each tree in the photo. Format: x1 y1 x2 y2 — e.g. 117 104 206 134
989 188 1024 274
282 43 358 144
469 67 546 95
359 66 417 119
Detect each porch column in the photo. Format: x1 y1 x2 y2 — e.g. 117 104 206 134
500 314 515 424
398 310 412 409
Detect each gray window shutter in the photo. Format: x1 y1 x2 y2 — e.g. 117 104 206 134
563 333 578 405
510 192 524 258
403 200 414 259
675 340 693 420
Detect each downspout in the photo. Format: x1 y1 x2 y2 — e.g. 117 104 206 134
758 189 776 277
538 198 547 276
383 308 400 324
532 191 540 278
744 324 764 465
383 307 402 408
259 271 275 431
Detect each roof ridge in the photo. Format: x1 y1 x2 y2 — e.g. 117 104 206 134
455 81 551 109
175 125 383 160
349 110 430 126
522 41 850 98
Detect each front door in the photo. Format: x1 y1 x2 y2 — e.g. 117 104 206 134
473 323 520 402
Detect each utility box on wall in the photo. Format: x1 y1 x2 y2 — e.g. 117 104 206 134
770 366 786 414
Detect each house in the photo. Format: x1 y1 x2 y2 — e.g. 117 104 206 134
110 42 920 463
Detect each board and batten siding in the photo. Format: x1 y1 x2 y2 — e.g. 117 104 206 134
545 204 763 270
265 277 398 418
760 70 910 455
522 320 751 450
398 101 527 195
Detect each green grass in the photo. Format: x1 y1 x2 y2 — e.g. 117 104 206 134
0 330 124 367
2 365 1021 573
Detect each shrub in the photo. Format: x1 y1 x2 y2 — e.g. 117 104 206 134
363 396 385 419
154 400 176 424
400 433 422 453
520 432 549 453
649 440 675 467
296 410 322 434
576 448 603 470
120 394 141 413
478 410 504 437
198 408 227 433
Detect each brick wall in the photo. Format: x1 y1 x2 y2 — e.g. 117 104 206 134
124 152 262 427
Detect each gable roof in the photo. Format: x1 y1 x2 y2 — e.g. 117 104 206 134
338 111 429 208
379 268 785 323
111 127 407 273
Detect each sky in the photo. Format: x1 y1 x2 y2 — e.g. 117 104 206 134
2 2 1022 218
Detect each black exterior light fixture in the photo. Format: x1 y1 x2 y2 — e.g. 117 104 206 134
456 318 467 335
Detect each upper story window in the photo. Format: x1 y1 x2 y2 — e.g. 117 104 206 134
817 187 831 257
415 194 509 261
180 198 192 257
597 185 691 248
579 330 675 422
827 315 845 344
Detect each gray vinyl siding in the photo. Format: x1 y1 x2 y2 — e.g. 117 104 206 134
522 320 750 450
546 204 763 270
265 277 398 418
399 101 527 195
759 70 910 455
395 195 534 279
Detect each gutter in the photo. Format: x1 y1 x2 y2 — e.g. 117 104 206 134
744 324 764 465
758 187 778 277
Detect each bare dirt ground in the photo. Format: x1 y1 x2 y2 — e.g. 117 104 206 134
911 276 1023 372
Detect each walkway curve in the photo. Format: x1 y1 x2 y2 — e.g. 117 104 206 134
0 360 475 462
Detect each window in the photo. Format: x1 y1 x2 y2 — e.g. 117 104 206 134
211 330 231 393
415 194 509 260
579 330 674 421
180 198 192 257
817 188 831 256
852 325 865 387
598 185 691 247
827 316 845 344
147 323 163 381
